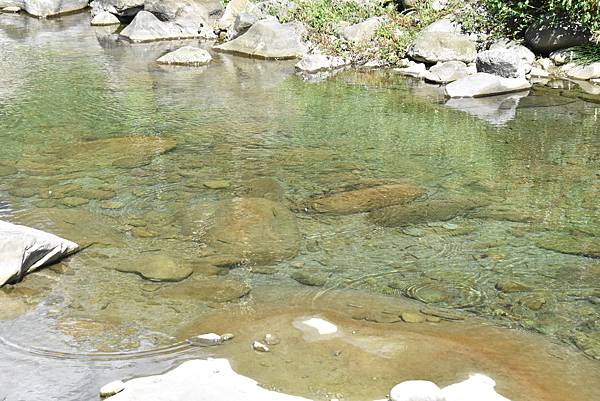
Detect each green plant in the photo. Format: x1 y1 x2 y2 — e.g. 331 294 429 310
570 44 600 65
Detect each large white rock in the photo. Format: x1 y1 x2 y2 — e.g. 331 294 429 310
157 46 212 66
105 359 312 401
445 73 531 98
408 32 477 64
0 220 79 286
214 20 307 59
24 0 88 17
119 11 199 42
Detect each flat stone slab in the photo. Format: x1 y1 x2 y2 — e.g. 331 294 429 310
0 220 79 286
157 46 212 66
445 73 531 98
104 359 313 401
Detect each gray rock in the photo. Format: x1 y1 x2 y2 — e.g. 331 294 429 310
145 0 222 22
157 46 212 66
476 49 525 78
119 11 200 42
408 32 477 64
490 39 535 65
188 333 223 346
90 0 143 17
394 61 427 78
255 0 296 21
528 67 550 78
91 11 120 26
565 62 600 80
340 16 384 44
424 60 471 83
445 73 531 98
217 0 260 31
229 12 257 39
0 220 79 286
23 0 88 17
295 54 349 73
116 255 193 282
214 20 307 59
525 19 591 54
252 341 270 352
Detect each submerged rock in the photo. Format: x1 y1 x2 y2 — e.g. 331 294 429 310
408 32 477 64
116 255 193 282
161 276 251 303
536 234 600 259
369 197 484 227
103 359 311 400
445 73 531 98
495 280 532 294
202 197 300 265
214 20 307 59
291 271 326 287
157 46 213 66
0 220 79 286
308 183 425 215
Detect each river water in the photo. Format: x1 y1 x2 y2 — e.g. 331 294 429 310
0 11 599 401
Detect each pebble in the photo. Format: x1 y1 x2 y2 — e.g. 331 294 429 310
2 6 21 12
400 311 426 323
100 380 125 397
495 280 532 293
203 180 231 189
420 307 465 321
188 333 223 347
264 333 280 345
220 333 235 342
61 197 89 207
252 341 270 352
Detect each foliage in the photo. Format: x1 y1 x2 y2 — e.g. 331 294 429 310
462 0 600 39
570 44 600 65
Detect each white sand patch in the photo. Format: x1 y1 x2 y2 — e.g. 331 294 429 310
294 317 339 335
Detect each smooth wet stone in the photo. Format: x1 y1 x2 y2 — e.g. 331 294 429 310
308 183 425 215
264 333 280 345
495 280 532 293
291 271 326 287
221 333 235 341
245 177 285 201
252 340 270 352
71 188 116 201
420 307 465 321
536 234 600 259
188 333 223 346
131 227 159 238
8 187 37 198
157 46 213 66
0 165 17 176
61 197 89 207
161 276 251 303
91 11 121 26
520 294 546 311
201 197 300 265
203 180 231 189
400 311 426 323
100 380 125 397
116 255 192 282
369 197 485 227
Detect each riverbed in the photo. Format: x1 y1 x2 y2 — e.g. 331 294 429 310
0 11 599 401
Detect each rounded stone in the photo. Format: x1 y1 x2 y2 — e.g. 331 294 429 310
117 255 193 282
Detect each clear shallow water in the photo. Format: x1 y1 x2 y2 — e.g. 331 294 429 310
0 11 599 401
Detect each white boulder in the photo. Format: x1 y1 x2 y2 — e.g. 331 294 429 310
340 16 385 44
565 62 600 80
424 61 472 83
104 359 312 401
389 374 511 401
295 54 349 73
24 0 87 17
0 220 79 286
119 11 199 42
445 73 531 98
476 49 526 78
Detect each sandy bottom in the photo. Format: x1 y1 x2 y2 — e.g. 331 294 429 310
175 285 600 401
